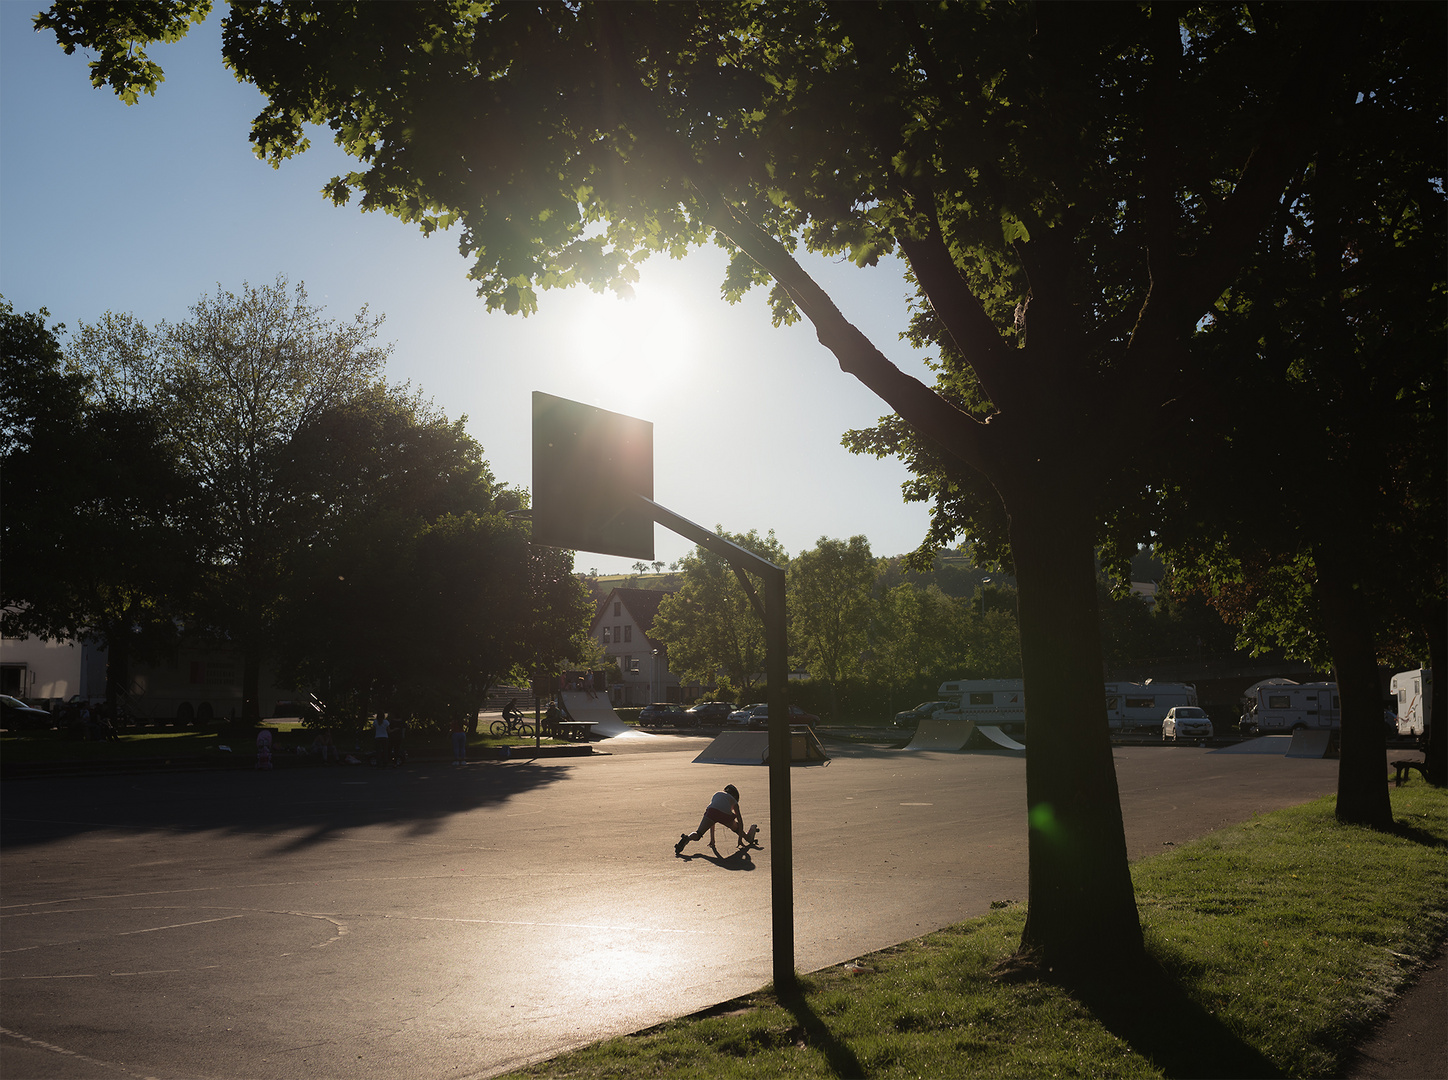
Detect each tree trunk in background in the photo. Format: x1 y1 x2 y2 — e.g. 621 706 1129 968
243 642 262 723
102 616 130 721
1009 487 1143 973
1316 550 1393 829
1424 597 1446 787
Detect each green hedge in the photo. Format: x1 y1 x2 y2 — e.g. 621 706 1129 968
735 677 949 725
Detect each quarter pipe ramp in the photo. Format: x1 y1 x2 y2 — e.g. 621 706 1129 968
903 719 976 751
559 692 654 739
693 727 831 765
901 719 1025 753
975 725 1026 751
1285 729 1334 759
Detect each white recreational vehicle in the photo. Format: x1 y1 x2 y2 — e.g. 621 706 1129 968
935 679 1026 736
1103 681 1199 735
935 678 1198 738
1239 680 1339 735
1391 668 1432 739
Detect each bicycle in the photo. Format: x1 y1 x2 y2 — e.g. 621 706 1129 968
490 712 535 738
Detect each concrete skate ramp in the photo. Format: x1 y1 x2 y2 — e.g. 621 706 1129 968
976 725 1026 751
693 728 831 766
1212 736 1292 755
1286 729 1333 759
904 719 976 751
559 692 654 739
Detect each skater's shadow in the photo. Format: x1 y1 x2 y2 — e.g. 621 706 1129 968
680 845 758 870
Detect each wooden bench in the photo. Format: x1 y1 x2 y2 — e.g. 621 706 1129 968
1391 759 1429 786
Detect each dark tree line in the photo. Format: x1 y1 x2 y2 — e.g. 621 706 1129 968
1 285 592 731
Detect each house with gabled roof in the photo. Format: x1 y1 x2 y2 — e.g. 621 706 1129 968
593 587 687 705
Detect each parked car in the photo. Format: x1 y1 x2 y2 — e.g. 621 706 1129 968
728 703 767 726
638 702 687 725
683 701 735 725
729 703 820 729
1162 706 1213 741
893 700 955 728
1 694 53 730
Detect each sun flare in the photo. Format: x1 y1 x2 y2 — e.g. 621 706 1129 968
565 280 699 391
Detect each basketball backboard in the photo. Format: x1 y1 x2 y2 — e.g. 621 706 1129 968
531 392 654 559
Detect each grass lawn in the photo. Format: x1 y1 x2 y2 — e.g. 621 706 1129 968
503 785 1447 1079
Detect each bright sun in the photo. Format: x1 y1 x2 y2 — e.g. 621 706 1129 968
565 279 699 392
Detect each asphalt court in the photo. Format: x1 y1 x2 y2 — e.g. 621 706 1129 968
1 741 1346 1079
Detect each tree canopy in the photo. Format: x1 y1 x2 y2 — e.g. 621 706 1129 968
273 390 592 729
67 276 391 719
1 299 206 709
1151 66 1448 797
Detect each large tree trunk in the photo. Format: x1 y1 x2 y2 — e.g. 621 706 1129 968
1316 550 1393 829
1423 597 1446 787
1007 487 1144 974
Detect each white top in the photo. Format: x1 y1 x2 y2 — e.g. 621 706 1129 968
708 790 737 814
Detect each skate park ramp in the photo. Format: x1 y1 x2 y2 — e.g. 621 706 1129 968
903 718 976 751
693 728 831 765
559 692 654 739
1212 736 1292 755
1286 729 1334 758
976 725 1026 751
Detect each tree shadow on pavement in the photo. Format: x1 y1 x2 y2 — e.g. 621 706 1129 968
1064 957 1284 1079
0 760 573 853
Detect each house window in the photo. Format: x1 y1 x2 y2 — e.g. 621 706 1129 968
602 627 611 643
623 625 632 643
614 601 621 616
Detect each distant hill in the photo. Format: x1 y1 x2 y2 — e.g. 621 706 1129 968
582 573 683 602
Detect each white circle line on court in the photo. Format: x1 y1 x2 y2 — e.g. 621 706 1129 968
0 1025 163 1079
401 914 711 935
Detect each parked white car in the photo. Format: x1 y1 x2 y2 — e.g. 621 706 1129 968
727 703 768 727
1162 706 1213 741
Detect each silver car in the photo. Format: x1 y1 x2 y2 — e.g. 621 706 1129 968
1162 706 1213 741
728 703 767 726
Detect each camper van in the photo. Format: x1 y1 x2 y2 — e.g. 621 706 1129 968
936 679 1026 737
1391 668 1432 739
936 677 1198 737
1239 680 1339 735
1103 681 1199 736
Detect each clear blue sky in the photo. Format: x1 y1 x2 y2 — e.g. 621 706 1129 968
0 4 940 574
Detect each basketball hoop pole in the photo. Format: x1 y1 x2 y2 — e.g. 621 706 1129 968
637 497 796 993
529 392 795 993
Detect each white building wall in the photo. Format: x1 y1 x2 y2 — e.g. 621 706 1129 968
0 635 90 703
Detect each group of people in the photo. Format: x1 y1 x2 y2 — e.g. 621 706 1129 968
560 671 603 700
